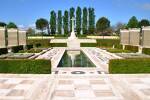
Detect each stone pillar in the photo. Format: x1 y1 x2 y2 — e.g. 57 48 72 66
0 27 6 48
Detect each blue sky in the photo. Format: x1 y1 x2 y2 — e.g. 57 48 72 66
0 0 150 28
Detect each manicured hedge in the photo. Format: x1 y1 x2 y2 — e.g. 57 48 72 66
125 45 138 53
114 44 123 49
109 59 150 74
26 44 33 50
142 48 150 55
0 48 8 55
97 39 120 48
0 59 51 74
107 49 131 53
80 43 97 47
50 43 67 47
11 45 24 53
27 39 50 48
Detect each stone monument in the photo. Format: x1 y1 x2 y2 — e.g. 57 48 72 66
7 28 18 47
129 28 140 46
68 17 77 40
18 30 27 46
0 27 6 48
142 26 150 48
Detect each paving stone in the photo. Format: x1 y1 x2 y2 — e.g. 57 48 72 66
7 89 24 96
90 79 106 84
54 90 75 97
75 90 95 98
20 80 34 84
94 90 115 97
141 89 150 96
58 80 73 85
0 84 15 89
74 84 91 90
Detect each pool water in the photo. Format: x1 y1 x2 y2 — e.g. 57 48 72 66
58 50 96 67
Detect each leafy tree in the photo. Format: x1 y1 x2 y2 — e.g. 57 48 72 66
63 10 69 35
96 17 110 35
57 10 62 34
26 28 35 36
69 7 75 32
7 22 17 28
0 22 7 27
82 7 88 35
88 8 95 34
35 18 48 36
127 16 138 28
138 19 150 28
50 11 56 34
115 22 127 35
76 7 82 35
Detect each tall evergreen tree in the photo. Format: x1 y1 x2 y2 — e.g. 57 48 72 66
69 7 75 32
58 10 62 34
63 10 69 35
76 7 82 35
82 7 88 34
127 16 138 28
50 10 56 34
88 8 95 34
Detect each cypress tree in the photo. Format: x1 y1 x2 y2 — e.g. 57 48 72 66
88 8 95 34
50 10 56 34
82 7 88 34
127 16 138 28
76 6 82 35
58 10 62 34
63 10 69 35
69 7 75 32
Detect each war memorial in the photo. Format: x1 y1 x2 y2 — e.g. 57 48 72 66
0 2 150 100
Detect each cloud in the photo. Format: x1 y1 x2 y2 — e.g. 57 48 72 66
140 3 150 10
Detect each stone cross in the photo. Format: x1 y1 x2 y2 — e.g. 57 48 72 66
71 17 75 32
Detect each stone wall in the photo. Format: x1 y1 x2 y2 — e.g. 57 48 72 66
0 27 6 48
7 29 18 47
18 30 27 46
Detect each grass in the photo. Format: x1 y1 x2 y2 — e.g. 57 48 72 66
109 59 150 74
107 48 132 53
0 59 51 74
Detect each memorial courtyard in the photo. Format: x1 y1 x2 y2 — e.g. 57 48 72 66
0 0 150 100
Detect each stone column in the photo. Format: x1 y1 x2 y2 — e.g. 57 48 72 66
18 30 27 49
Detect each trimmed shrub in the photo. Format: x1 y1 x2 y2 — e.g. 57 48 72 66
125 45 138 53
107 49 131 53
0 59 51 74
97 39 120 48
11 45 24 53
142 48 150 55
50 43 67 47
26 44 33 50
0 48 8 55
114 44 123 49
27 39 50 48
19 49 42 53
109 59 150 74
35 43 41 48
80 43 97 47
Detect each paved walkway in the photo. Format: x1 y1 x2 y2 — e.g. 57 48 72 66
0 74 150 100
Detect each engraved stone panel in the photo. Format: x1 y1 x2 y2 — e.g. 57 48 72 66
18 30 27 46
0 27 6 48
129 29 140 46
120 30 130 45
142 26 150 48
7 29 18 47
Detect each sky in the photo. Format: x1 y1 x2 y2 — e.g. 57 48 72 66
0 0 150 28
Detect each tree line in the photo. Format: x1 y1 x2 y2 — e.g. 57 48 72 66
35 7 95 35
